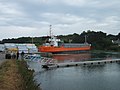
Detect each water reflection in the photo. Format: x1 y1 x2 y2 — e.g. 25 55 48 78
91 52 120 60
27 52 120 90
35 63 120 90
53 53 91 63
53 52 120 63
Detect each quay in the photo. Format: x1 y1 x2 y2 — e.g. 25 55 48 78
42 59 120 69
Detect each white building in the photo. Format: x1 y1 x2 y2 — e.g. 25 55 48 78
0 44 5 52
3 43 38 53
4 43 17 49
112 39 120 46
16 44 28 53
26 44 38 53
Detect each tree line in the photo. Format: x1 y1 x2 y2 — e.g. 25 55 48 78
0 30 120 51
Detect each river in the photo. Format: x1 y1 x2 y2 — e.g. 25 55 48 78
28 52 120 90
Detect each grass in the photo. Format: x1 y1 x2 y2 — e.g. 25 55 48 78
0 60 23 90
0 60 41 90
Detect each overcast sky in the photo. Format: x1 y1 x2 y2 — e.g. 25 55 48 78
0 0 120 40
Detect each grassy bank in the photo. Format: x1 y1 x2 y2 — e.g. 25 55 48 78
0 60 41 90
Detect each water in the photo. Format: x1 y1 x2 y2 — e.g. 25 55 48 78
28 52 120 90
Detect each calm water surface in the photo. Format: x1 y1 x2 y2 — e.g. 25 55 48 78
28 52 120 90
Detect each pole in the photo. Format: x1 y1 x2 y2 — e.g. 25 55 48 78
32 37 33 44
85 35 87 44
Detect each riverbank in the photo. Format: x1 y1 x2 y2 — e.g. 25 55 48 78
0 59 41 90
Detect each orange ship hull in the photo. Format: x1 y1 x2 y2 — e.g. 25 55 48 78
38 46 91 53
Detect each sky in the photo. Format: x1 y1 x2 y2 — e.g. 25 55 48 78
0 0 120 40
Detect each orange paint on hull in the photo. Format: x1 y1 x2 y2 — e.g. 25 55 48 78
38 46 91 53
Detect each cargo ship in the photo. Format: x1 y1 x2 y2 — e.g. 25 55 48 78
38 25 91 54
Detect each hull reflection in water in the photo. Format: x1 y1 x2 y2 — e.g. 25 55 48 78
31 52 120 90
53 53 91 63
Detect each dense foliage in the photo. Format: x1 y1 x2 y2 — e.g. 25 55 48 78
0 31 120 51
17 60 41 90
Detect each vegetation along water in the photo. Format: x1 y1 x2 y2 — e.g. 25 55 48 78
0 59 41 90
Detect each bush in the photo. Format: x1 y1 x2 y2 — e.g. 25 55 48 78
16 60 41 90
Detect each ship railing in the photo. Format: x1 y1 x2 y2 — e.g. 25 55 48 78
41 57 57 66
63 43 91 48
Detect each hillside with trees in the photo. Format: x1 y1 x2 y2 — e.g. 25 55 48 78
0 31 120 51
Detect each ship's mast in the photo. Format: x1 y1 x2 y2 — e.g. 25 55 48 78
49 25 59 47
49 25 52 37
49 25 54 46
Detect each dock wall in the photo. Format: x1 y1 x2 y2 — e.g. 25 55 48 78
42 59 120 69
